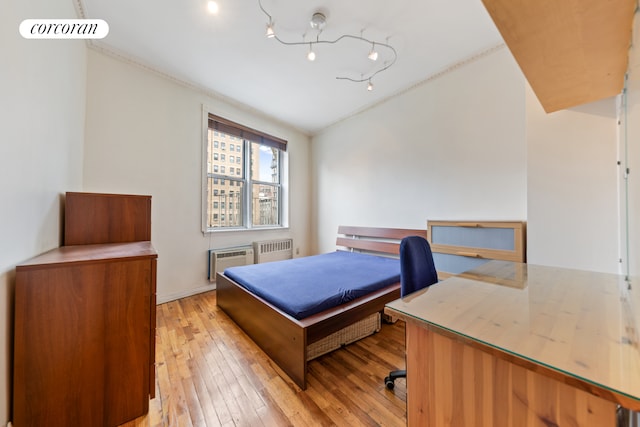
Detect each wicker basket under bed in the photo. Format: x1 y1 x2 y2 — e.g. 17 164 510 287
306 312 381 361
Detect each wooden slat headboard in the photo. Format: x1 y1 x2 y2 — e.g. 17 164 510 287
336 226 427 256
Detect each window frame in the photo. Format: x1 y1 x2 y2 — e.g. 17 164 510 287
202 109 288 232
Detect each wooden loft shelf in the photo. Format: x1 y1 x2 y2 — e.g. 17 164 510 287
482 0 636 112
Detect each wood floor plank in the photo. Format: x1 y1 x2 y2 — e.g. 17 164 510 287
120 290 407 426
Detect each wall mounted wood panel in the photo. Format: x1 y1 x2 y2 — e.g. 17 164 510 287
482 0 636 112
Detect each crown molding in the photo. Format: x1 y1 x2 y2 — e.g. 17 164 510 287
73 0 505 137
73 0 311 138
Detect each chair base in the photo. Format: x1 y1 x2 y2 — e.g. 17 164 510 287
384 369 406 390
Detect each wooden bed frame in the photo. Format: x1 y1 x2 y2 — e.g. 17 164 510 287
215 226 426 390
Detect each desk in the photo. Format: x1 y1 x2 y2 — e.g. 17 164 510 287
385 260 640 426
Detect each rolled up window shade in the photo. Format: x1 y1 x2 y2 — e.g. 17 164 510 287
208 114 287 152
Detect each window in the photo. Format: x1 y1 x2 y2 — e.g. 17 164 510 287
205 114 287 230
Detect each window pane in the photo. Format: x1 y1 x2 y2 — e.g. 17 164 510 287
252 183 279 226
251 142 279 183
207 177 244 228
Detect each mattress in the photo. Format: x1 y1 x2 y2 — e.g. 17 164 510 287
224 251 400 320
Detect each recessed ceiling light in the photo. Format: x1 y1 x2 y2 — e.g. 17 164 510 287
207 1 219 14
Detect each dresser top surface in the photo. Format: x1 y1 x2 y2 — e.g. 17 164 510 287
386 260 640 405
17 241 157 269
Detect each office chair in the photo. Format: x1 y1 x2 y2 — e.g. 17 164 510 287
384 235 438 390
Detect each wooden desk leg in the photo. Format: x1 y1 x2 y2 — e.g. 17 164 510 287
405 323 617 427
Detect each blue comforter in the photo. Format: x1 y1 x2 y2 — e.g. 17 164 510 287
224 251 400 320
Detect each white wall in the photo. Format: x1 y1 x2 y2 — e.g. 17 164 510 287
312 45 622 275
83 49 312 302
311 47 527 252
0 0 87 423
526 88 619 273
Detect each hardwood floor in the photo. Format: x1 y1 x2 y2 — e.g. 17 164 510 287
120 290 407 427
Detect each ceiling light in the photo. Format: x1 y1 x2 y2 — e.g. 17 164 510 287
266 22 275 38
368 44 378 61
257 0 396 91
307 44 316 61
207 1 218 14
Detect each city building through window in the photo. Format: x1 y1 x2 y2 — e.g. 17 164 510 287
205 114 287 229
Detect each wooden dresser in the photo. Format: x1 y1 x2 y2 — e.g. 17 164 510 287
13 192 157 427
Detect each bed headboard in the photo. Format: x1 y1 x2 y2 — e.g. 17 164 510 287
336 226 427 257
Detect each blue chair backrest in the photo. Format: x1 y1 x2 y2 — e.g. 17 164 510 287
399 236 438 297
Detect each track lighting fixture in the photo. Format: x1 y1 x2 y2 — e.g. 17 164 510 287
258 0 397 91
309 12 327 31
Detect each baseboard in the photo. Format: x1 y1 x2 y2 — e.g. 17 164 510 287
157 283 216 304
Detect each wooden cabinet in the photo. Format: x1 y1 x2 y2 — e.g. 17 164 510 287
64 192 151 245
13 192 157 427
427 220 526 279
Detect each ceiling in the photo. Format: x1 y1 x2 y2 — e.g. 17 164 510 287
79 0 504 135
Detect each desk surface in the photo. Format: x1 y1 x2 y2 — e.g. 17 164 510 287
385 260 640 407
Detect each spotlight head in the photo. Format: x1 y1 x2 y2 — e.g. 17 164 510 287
266 23 275 38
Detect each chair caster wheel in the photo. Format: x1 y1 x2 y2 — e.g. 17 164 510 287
384 376 395 390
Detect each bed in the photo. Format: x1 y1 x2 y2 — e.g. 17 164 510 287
215 226 426 389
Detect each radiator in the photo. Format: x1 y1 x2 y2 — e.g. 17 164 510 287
253 238 293 264
208 246 254 282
